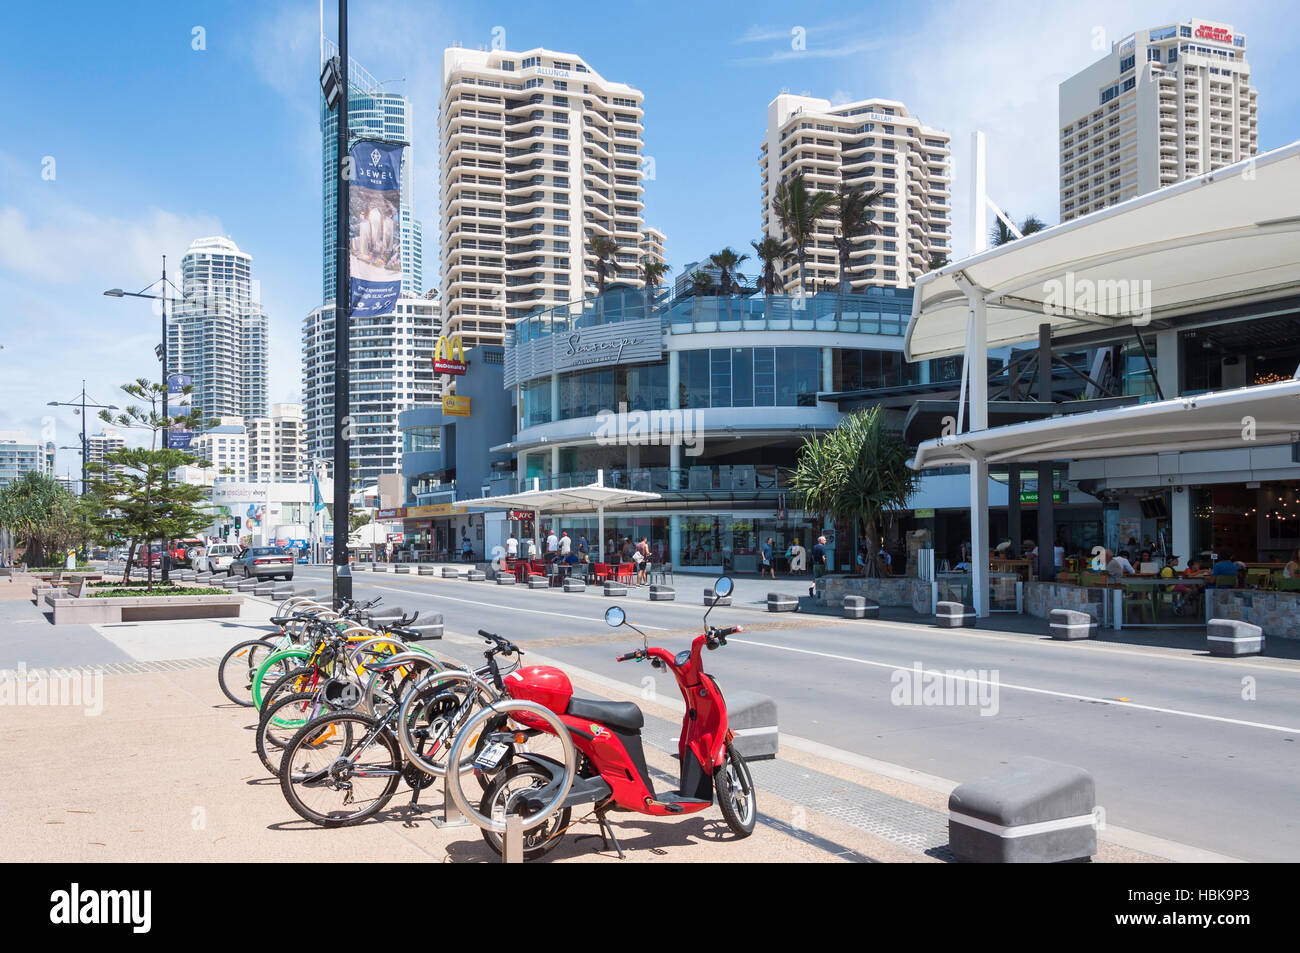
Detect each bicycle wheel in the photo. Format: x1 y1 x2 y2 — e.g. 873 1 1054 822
256 690 328 777
278 712 402 827
259 666 319 716
714 744 756 837
479 762 572 861
395 672 496 778
217 639 277 707
251 648 312 710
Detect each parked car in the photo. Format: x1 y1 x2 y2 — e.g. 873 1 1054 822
230 546 294 581
196 543 242 574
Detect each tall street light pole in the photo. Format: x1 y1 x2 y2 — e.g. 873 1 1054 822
104 256 189 584
48 381 117 496
331 0 353 608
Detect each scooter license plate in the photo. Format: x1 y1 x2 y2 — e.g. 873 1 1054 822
474 742 509 772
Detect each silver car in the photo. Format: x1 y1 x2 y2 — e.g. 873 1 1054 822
231 547 295 581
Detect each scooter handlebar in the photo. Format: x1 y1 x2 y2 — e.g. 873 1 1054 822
713 625 743 637
615 650 641 662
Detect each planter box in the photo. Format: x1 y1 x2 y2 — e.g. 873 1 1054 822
49 593 244 625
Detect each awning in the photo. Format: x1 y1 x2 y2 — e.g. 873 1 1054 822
905 140 1300 361
459 483 661 514
912 377 1300 469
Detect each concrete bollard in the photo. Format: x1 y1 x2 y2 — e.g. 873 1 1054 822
465 570 486 581
649 585 675 601
603 581 627 597
936 601 976 628
1207 618 1264 657
948 757 1097 863
725 690 778 760
563 578 586 593
441 567 461 578
1049 608 1092 640
394 565 411 574
417 564 435 575
766 592 799 613
496 574 515 585
527 575 549 589
254 583 275 596
843 594 879 619
704 587 732 607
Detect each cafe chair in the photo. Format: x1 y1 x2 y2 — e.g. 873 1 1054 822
1122 582 1157 625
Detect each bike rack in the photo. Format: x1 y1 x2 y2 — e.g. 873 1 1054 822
444 699 577 863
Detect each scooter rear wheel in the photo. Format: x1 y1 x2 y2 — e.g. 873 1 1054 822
478 763 572 861
715 743 756 837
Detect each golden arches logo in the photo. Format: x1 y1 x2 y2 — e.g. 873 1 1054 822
433 335 467 374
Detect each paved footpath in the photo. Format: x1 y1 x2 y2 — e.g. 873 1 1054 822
0 573 1175 863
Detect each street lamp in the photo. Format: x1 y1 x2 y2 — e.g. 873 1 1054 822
103 258 194 583
48 382 118 495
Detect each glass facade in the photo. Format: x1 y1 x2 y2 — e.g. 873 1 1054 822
679 347 820 408
558 364 669 418
402 427 441 453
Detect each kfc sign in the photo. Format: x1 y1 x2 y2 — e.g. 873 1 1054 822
1194 25 1233 44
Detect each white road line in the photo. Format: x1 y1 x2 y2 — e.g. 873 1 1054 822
731 637 1300 735
369 585 671 630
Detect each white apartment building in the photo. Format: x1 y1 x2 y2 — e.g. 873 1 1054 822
192 419 248 482
759 94 952 292
167 236 270 422
640 226 667 272
301 295 441 486
0 431 53 489
247 403 306 484
440 46 647 348
86 425 125 470
1059 18 1257 221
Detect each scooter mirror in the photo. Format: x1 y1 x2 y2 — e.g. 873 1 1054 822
713 575 734 597
604 606 626 627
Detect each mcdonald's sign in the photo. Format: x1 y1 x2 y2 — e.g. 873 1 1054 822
433 335 467 375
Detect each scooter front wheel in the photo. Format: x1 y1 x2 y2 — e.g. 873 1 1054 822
715 744 756 837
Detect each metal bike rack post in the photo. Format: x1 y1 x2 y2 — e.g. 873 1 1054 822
443 699 577 862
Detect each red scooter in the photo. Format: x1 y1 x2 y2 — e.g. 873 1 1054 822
472 576 757 860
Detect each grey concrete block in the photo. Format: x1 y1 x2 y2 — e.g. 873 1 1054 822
1050 608 1092 640
766 592 799 612
237 580 259 592
221 577 242 589
465 570 486 581
496 574 516 585
726 690 778 760
649 585 675 601
528 575 550 589
936 600 976 628
417 564 435 575
254 583 275 596
292 589 317 599
1207 618 1264 657
949 757 1096 863
704 588 732 607
563 579 586 593
394 565 411 574
842 594 880 619
603 581 628 597
441 567 462 578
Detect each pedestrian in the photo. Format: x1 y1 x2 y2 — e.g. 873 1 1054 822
760 537 776 580
635 536 651 586
460 534 473 562
810 535 828 596
506 532 518 560
1105 548 1135 579
545 527 559 564
577 535 589 563
559 530 572 559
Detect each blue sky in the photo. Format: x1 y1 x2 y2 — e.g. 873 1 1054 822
1 0 1296 478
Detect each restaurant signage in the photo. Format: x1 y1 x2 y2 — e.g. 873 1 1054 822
504 315 663 388
376 507 406 520
406 503 468 517
433 335 467 375
1019 491 1064 505
507 510 534 521
443 394 471 417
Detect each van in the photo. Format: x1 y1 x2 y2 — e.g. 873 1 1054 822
199 543 243 575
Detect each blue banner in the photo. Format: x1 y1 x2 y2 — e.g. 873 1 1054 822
166 429 192 450
348 140 404 318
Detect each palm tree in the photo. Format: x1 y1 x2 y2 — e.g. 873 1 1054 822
790 407 920 580
639 258 669 320
588 235 620 294
750 236 792 296
773 173 836 294
707 247 749 297
928 253 950 271
832 184 887 295
990 214 1047 248
689 270 713 297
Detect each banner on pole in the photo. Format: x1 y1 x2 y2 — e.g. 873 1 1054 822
167 374 192 407
348 140 404 317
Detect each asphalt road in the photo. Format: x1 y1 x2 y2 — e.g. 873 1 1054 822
288 565 1300 862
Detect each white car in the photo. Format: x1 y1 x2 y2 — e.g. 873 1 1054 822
197 543 242 574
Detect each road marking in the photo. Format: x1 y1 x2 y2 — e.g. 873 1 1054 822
731 637 1300 735
368 585 671 630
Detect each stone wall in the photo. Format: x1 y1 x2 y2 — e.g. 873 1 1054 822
1025 581 1109 625
815 575 930 612
1206 590 1300 640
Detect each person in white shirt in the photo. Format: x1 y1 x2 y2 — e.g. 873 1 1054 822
1105 549 1135 578
559 531 572 557
506 534 518 558
545 529 559 563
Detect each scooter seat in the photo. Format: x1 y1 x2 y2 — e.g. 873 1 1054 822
566 696 644 733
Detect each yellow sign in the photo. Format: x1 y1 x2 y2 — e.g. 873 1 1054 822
405 503 467 517
443 394 471 417
433 335 467 375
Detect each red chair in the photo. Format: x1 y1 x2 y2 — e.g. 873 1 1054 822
592 562 611 583
616 563 634 584
514 562 529 583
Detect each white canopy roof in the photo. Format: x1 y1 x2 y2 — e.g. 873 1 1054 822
912 376 1300 469
458 483 661 514
905 140 1300 361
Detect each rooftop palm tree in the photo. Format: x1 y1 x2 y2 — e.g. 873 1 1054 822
773 173 836 294
639 258 669 290
689 270 713 298
928 253 950 271
750 236 792 296
588 235 620 294
707 247 749 297
832 184 887 295
990 214 1047 248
